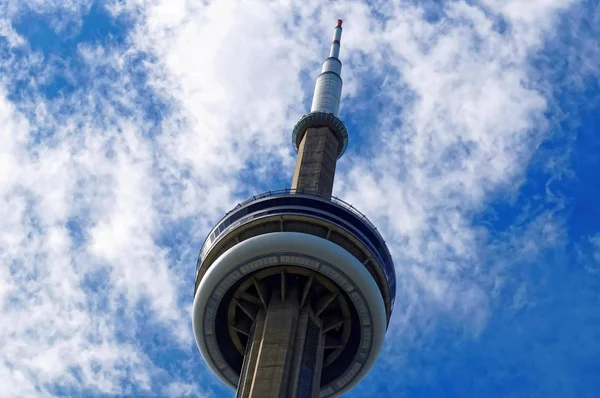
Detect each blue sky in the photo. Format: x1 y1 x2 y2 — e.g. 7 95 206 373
0 0 599 397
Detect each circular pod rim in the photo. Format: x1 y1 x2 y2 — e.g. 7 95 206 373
192 232 386 398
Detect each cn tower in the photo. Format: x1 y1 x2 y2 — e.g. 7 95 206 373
193 20 396 398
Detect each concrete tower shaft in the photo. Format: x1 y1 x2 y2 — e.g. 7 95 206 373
192 20 396 398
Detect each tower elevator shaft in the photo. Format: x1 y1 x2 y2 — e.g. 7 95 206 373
236 285 324 398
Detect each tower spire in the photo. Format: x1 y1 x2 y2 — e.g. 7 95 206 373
310 20 344 116
329 19 342 59
291 20 350 196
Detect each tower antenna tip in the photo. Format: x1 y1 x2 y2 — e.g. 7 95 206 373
337 19 343 27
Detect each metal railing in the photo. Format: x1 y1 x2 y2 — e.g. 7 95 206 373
195 188 397 310
196 188 390 272
234 188 382 240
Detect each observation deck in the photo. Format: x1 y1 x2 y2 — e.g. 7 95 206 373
194 189 395 317
192 189 396 397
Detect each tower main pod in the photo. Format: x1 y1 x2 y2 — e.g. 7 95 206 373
193 20 396 398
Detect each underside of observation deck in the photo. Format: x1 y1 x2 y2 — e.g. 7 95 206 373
232 266 354 398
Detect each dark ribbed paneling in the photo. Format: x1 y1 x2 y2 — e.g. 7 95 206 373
236 326 254 398
296 317 320 398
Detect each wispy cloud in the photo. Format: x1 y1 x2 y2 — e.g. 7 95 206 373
335 0 572 334
0 0 598 396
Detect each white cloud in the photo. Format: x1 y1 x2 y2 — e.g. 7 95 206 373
0 88 154 396
0 39 189 394
333 0 573 333
0 0 595 396
163 381 208 398
590 234 600 263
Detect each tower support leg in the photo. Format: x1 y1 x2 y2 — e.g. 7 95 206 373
237 287 324 398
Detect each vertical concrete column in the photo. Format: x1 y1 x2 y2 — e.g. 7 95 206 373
291 127 340 197
240 289 300 398
236 311 266 397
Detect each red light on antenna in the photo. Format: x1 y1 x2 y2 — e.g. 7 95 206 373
337 19 343 27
